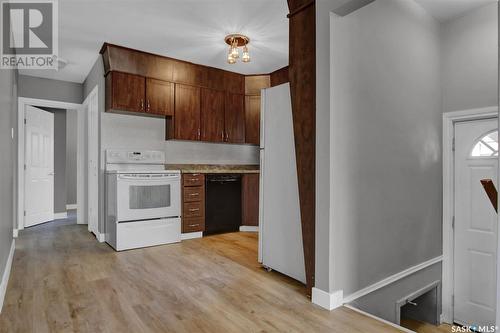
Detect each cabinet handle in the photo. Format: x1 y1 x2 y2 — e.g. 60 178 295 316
188 223 200 227
188 193 199 196
221 131 224 141
189 208 200 212
147 100 151 112
198 128 201 140
225 132 229 142
140 99 144 111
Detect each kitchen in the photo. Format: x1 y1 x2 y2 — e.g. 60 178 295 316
2 0 448 331
98 42 303 282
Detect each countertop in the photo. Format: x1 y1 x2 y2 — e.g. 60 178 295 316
164 164 260 174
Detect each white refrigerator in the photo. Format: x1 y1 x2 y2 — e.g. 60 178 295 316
258 83 306 284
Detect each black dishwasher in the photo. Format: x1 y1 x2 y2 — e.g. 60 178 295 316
205 174 242 235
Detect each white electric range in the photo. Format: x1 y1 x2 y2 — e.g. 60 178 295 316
105 150 181 251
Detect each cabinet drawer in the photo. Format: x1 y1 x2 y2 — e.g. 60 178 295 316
183 174 205 187
183 201 204 218
182 217 205 233
183 186 204 202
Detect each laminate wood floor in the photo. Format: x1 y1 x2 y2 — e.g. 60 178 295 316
401 319 453 333
0 219 404 333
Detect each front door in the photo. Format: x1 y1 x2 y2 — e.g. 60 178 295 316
25 105 54 227
454 118 498 327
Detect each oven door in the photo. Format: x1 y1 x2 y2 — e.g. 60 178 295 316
116 173 181 222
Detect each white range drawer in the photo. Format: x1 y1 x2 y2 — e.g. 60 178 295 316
115 218 181 251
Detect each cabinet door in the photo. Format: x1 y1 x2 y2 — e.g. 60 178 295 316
146 78 174 116
110 72 145 113
245 75 270 95
175 84 201 140
242 174 260 226
224 93 245 143
245 95 261 145
201 88 225 142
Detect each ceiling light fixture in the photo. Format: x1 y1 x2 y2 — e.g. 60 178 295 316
225 34 250 64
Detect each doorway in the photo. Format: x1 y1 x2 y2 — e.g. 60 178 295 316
454 118 498 326
442 108 499 327
16 97 94 235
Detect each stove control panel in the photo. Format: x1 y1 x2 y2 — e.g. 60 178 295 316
106 150 165 164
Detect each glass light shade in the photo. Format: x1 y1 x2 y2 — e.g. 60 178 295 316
227 53 236 64
231 46 239 59
242 46 250 62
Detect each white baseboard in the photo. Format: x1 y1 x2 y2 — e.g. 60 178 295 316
344 305 416 333
66 204 77 210
239 226 259 232
12 229 18 238
54 212 68 220
181 232 203 240
312 288 343 310
343 255 443 304
0 240 15 313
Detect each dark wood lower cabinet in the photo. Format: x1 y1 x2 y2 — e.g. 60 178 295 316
181 172 260 233
182 174 205 233
242 174 260 226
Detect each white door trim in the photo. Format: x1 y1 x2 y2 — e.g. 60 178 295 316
83 85 99 235
17 97 83 230
442 106 498 324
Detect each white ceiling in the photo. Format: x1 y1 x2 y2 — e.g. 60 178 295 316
414 0 496 22
20 0 289 83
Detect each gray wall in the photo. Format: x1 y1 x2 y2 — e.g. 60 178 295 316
18 75 83 104
52 109 67 214
0 66 17 284
315 0 376 294
66 109 78 205
83 58 260 233
441 3 498 112
330 0 442 297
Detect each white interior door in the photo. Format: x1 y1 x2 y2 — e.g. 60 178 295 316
25 105 54 227
454 118 498 327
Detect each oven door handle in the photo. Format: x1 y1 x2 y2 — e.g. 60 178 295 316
118 174 180 180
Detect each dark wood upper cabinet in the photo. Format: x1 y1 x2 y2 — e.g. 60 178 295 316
245 95 261 145
175 84 201 141
270 66 289 87
245 76 270 95
146 78 174 116
101 44 290 145
201 88 225 142
106 71 146 113
225 93 245 143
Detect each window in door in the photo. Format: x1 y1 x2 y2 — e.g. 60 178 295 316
471 130 498 157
